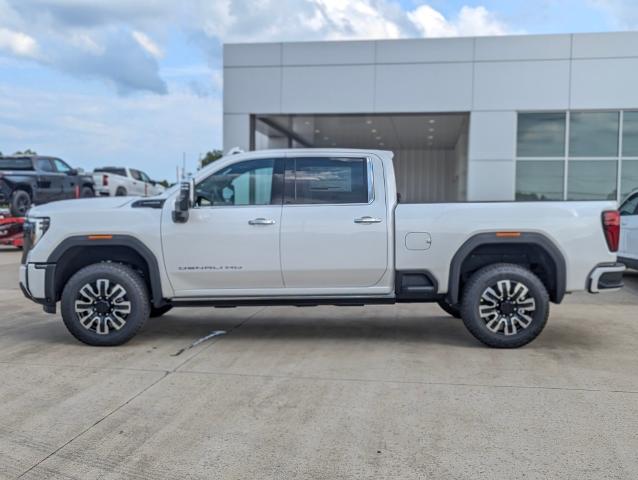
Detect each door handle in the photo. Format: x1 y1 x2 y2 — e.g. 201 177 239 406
248 218 276 226
354 216 382 224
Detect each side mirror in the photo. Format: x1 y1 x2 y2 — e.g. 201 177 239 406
67 168 78 176
172 180 194 223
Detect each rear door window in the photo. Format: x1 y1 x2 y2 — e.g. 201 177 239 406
130 169 142 181
286 157 370 204
35 158 55 172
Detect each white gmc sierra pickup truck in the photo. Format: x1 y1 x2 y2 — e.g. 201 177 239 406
19 149 625 348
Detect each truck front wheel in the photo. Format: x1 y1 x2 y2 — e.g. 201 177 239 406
460 263 549 348
61 263 150 346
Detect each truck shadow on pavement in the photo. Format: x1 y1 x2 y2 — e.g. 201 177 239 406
138 311 603 350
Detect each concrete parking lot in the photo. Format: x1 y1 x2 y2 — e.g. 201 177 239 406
1 246 637 480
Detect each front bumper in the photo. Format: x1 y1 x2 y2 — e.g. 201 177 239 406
588 263 625 293
20 263 57 313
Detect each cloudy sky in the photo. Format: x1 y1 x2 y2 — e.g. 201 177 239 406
0 0 637 181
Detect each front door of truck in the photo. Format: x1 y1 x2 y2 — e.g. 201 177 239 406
279 154 389 291
619 192 638 261
162 158 285 296
52 158 77 199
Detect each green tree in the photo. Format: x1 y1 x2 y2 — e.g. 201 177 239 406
158 179 172 188
14 149 37 155
200 150 223 169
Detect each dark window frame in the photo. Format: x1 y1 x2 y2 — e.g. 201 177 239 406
284 156 372 205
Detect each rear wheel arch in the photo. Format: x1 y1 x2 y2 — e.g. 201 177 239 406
447 232 566 305
46 235 166 308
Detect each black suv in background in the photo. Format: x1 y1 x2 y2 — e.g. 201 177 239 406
0 156 94 216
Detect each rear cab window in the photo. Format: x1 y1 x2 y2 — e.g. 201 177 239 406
95 167 127 177
0 157 33 170
284 157 371 204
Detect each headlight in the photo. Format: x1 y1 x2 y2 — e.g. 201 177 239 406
24 216 50 248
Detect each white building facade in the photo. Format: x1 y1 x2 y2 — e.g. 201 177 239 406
223 32 638 203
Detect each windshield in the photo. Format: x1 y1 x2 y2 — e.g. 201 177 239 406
0 157 33 170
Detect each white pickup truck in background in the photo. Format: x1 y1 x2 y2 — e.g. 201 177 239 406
619 189 638 270
20 149 624 348
92 167 165 197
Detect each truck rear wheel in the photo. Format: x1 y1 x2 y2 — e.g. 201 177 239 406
460 263 549 348
115 187 127 196
10 190 31 217
80 186 94 198
61 263 150 346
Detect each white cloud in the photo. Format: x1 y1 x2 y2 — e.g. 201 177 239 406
132 30 163 59
0 27 38 57
408 5 510 38
0 1 515 95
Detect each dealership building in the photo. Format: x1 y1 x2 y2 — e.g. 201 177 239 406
223 31 638 203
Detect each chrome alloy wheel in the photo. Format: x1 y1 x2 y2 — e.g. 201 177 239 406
478 279 536 336
74 278 132 335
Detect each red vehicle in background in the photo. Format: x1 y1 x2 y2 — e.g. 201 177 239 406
0 211 24 248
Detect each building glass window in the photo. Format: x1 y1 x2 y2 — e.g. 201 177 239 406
621 160 638 201
623 111 638 157
567 160 617 200
515 161 564 201
516 113 566 157
569 112 619 157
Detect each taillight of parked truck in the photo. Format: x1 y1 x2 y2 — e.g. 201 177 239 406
602 210 620 252
102 174 108 186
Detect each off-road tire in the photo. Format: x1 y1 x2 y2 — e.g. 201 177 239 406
460 263 549 348
9 190 31 217
115 187 127 196
61 263 150 346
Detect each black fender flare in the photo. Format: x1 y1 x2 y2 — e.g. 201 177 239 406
45 234 165 307
447 232 567 305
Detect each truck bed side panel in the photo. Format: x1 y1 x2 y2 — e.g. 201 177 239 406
395 201 617 293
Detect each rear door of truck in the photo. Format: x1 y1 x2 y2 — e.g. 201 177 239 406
279 153 389 289
33 157 65 202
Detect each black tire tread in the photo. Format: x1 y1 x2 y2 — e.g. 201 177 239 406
460 263 549 348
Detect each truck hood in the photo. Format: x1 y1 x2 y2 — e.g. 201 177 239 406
28 197 134 216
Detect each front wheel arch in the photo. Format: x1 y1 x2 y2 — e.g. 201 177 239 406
47 236 167 308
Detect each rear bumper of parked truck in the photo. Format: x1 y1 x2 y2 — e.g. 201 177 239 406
588 263 625 293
